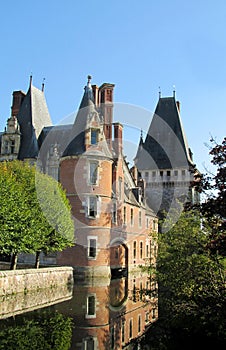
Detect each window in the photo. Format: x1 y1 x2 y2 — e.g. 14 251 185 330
112 202 117 223
123 207 126 225
122 321 125 343
152 171 156 177
86 295 96 317
145 171 149 178
91 129 98 145
145 311 149 324
133 241 137 259
84 338 95 350
130 208 134 226
140 241 143 259
167 170 171 177
10 140 15 153
88 238 97 258
88 196 97 218
111 327 115 349
174 170 178 177
139 281 143 301
160 170 163 177
182 169 186 177
146 218 149 228
89 162 98 185
139 211 142 228
146 243 149 258
129 319 133 338
119 177 122 200
138 315 141 333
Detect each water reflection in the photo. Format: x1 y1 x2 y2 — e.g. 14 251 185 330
0 273 157 349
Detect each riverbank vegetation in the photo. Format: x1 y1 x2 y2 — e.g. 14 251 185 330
143 138 226 349
0 161 74 270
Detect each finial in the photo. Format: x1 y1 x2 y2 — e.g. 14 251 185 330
42 78 45 92
29 74 33 86
173 85 176 98
87 75 92 87
158 86 161 98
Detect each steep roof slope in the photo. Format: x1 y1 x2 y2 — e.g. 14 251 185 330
17 83 52 159
135 96 193 170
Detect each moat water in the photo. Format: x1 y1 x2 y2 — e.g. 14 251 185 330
0 274 156 349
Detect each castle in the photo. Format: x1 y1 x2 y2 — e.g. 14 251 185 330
0 76 199 276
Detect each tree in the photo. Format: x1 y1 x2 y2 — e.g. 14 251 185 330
0 311 73 350
199 137 226 255
143 137 226 348
0 161 74 269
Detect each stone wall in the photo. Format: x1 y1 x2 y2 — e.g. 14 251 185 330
0 266 73 296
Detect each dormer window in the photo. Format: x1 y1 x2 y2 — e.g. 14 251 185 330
91 129 98 145
10 140 15 154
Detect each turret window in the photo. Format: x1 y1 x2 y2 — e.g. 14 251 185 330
89 161 98 185
112 202 117 223
86 294 96 318
88 196 97 217
88 237 97 258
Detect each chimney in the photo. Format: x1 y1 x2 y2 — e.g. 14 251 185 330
92 84 99 107
11 90 26 116
176 100 181 113
113 122 123 156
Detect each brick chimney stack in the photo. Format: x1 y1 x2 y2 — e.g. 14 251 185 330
11 91 26 116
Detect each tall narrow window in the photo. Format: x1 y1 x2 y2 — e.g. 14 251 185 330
10 140 15 153
139 211 142 228
140 241 143 259
84 338 95 350
91 129 98 145
111 327 115 349
119 176 122 200
133 241 136 259
88 238 97 258
112 202 117 223
87 295 96 316
88 197 97 218
123 207 126 225
89 162 98 185
130 208 134 226
129 319 133 339
146 243 149 258
138 315 141 333
121 321 125 343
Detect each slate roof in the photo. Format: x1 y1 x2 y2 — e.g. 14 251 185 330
17 83 52 160
135 96 193 170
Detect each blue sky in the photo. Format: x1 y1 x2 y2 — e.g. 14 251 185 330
0 0 225 171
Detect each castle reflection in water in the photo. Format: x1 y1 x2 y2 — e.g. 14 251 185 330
0 273 158 349
62 274 158 349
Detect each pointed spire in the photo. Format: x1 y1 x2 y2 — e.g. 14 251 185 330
140 129 144 144
79 74 95 110
29 74 33 87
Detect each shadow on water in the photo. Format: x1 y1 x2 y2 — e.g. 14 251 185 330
0 273 157 349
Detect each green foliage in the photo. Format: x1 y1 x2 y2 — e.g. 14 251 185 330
157 210 225 328
0 311 73 350
0 160 74 267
